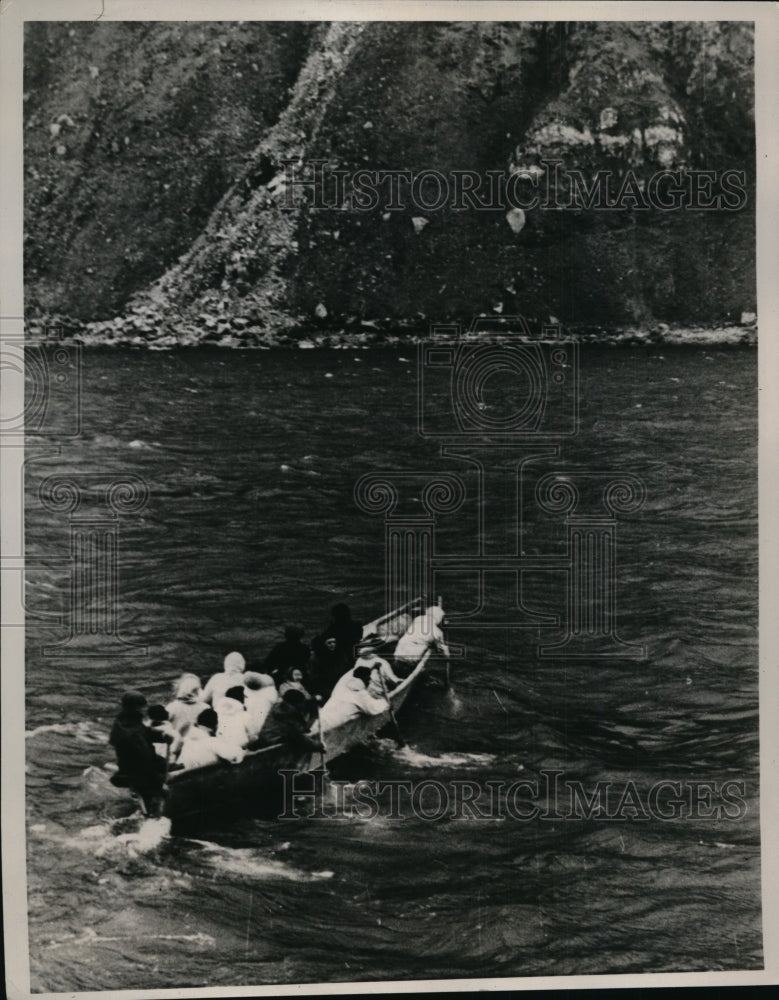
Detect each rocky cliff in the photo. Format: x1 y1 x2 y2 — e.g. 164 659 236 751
23 20 755 344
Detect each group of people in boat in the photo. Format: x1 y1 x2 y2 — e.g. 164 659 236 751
109 602 449 816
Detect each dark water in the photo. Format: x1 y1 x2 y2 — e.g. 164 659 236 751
24 344 760 991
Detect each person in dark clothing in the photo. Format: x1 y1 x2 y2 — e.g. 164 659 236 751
318 603 364 668
109 691 172 817
251 689 323 755
308 634 348 699
261 626 311 684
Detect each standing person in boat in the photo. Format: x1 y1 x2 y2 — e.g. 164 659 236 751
320 602 364 667
243 671 279 742
252 689 323 755
309 634 349 698
202 651 246 705
166 673 207 738
214 686 250 752
261 626 311 684
178 708 245 769
393 604 450 678
108 691 171 817
318 665 389 731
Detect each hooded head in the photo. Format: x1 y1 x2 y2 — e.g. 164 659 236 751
332 603 352 623
174 673 202 703
225 685 246 704
427 605 445 627
223 651 246 676
352 665 372 687
196 707 218 733
120 691 147 715
282 688 308 711
147 704 169 723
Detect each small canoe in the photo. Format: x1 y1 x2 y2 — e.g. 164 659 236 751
163 597 435 829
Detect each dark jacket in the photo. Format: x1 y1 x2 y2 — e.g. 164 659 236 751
109 712 168 792
253 700 323 754
315 616 363 666
308 636 350 698
262 639 311 682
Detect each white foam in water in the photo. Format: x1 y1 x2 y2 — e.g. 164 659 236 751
26 720 107 744
26 722 72 739
374 739 497 768
65 815 171 859
186 840 333 882
46 928 215 950
444 688 465 714
130 816 172 852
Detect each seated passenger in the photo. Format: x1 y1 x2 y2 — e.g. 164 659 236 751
109 691 169 816
318 665 389 731
147 704 183 758
202 651 246 705
253 689 323 755
262 626 311 683
179 708 245 769
166 673 207 737
243 671 278 742
278 666 312 701
393 605 450 677
214 685 249 751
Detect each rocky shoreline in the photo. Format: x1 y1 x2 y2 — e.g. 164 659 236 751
25 312 757 348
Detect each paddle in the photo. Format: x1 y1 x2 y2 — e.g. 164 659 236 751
436 597 451 690
377 667 405 749
314 695 328 773
163 739 172 782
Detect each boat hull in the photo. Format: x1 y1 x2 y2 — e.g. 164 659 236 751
163 743 309 830
163 599 434 829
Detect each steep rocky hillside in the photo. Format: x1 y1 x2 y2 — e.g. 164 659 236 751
24 21 313 318
23 20 755 344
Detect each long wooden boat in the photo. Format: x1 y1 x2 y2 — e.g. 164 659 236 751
163 597 435 830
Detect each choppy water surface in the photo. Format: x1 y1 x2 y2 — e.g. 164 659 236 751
24 345 760 990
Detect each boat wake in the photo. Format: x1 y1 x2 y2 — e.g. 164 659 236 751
180 840 335 882
373 739 497 769
44 927 215 951
28 813 173 861
26 721 108 744
76 816 173 858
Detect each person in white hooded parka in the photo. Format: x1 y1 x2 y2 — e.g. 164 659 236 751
392 605 450 677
